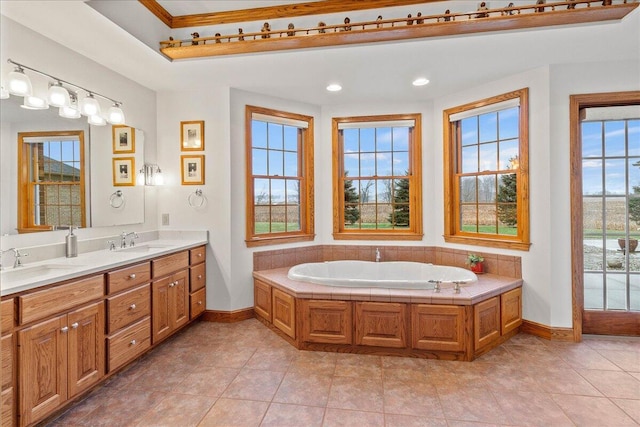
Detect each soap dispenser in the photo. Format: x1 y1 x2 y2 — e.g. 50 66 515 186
65 227 78 258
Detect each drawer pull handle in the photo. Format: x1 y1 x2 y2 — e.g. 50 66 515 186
61 326 69 333
129 273 136 279
169 283 174 288
129 304 136 310
130 339 136 346
197 253 202 257
197 275 202 279
198 301 202 305
71 322 79 329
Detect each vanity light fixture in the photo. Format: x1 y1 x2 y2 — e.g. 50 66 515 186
326 83 342 92
139 163 163 186
21 96 48 110
412 77 430 86
4 59 125 124
47 81 71 108
7 65 33 96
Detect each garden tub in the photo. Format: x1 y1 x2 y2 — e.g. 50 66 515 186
287 260 477 290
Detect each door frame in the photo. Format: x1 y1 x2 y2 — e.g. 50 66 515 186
570 90 640 340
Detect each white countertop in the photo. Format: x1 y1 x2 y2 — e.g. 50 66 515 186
0 237 208 296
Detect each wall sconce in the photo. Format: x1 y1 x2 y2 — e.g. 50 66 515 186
138 163 163 186
3 58 125 125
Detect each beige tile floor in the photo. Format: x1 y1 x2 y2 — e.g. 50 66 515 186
48 319 640 427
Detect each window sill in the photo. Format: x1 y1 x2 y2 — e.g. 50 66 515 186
444 235 531 251
246 233 315 248
333 232 423 241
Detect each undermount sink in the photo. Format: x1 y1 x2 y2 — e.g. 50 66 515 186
116 244 173 253
1 264 82 281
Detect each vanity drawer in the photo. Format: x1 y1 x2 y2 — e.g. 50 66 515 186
107 284 150 334
190 288 206 319
190 263 206 292
107 316 151 372
190 246 206 265
107 262 151 294
1 299 14 334
19 275 104 325
152 251 189 279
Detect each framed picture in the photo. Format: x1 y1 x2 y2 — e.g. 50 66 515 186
112 157 135 186
181 120 205 151
112 125 135 154
181 155 205 185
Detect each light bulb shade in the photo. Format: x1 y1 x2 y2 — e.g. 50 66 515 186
48 84 70 107
0 86 8 99
59 105 81 119
21 96 48 110
88 114 106 126
79 94 101 116
107 104 125 124
7 69 33 96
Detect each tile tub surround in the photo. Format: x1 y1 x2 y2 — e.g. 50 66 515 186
253 245 522 279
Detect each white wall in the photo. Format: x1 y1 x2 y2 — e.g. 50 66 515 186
0 16 157 248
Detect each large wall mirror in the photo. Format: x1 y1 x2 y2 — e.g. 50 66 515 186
0 95 144 234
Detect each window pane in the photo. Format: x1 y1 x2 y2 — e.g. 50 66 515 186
286 179 300 204
284 151 298 176
283 126 298 151
254 178 270 204
360 128 375 152
287 205 301 232
393 127 409 151
479 142 497 171
344 153 359 178
478 204 497 233
460 176 476 203
461 145 478 173
271 179 285 204
252 148 267 175
268 123 283 150
344 129 359 153
630 275 640 311
584 273 604 309
498 107 519 140
478 175 496 203
583 160 603 195
582 122 602 157
361 154 375 177
360 179 375 203
606 274 627 310
479 112 497 143
376 127 392 151
460 204 477 233
252 121 267 148
376 152 392 176
629 120 640 157
268 150 283 176
392 151 409 176
254 205 270 234
605 159 626 195
498 139 519 170
604 121 625 157
461 117 478 146
48 141 61 160
271 205 286 232
378 179 392 203
61 142 74 161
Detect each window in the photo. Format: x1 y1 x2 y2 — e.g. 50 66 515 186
332 114 423 240
443 88 530 250
18 131 86 233
246 105 314 247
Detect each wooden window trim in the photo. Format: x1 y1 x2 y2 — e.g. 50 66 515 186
332 113 423 241
17 130 86 233
443 88 530 250
245 105 315 247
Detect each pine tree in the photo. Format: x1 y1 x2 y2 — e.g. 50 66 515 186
388 177 410 226
497 172 517 227
629 161 640 224
344 174 360 225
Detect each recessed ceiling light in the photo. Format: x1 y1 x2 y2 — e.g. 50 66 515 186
412 78 430 86
326 83 342 92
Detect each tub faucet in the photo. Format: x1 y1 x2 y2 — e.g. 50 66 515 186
375 248 381 263
453 281 462 294
429 280 441 293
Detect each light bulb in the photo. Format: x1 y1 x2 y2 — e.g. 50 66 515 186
48 83 71 107
80 93 101 116
7 67 33 96
21 96 48 110
59 105 81 119
88 114 106 126
107 103 125 124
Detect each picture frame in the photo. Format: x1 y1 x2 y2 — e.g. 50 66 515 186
181 155 205 185
112 157 135 186
181 120 205 151
112 125 135 154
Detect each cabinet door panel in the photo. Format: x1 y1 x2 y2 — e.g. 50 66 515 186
272 288 295 339
355 302 407 348
1 334 13 391
152 277 171 344
1 387 13 427
474 297 500 351
254 280 272 322
411 304 465 352
501 287 522 335
171 270 189 331
18 315 67 426
301 300 352 344
67 302 105 398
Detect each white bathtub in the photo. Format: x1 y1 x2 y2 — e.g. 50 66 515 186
287 261 477 290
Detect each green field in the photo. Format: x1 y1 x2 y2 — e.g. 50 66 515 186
461 225 517 235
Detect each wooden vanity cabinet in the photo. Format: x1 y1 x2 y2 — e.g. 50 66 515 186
18 300 104 426
151 252 189 344
1 298 15 427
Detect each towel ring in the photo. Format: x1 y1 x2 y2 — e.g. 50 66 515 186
188 189 206 207
109 190 126 208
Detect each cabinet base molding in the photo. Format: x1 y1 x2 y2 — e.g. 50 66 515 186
201 308 255 323
520 320 575 342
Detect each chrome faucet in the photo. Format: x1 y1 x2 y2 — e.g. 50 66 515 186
429 279 442 293
375 248 381 263
120 232 139 248
2 248 29 268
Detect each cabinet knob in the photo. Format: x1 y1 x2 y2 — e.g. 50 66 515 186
130 339 136 346
197 274 203 279
61 326 69 333
71 322 79 329
169 282 174 288
129 273 136 279
129 303 136 310
198 301 202 305
197 253 202 257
